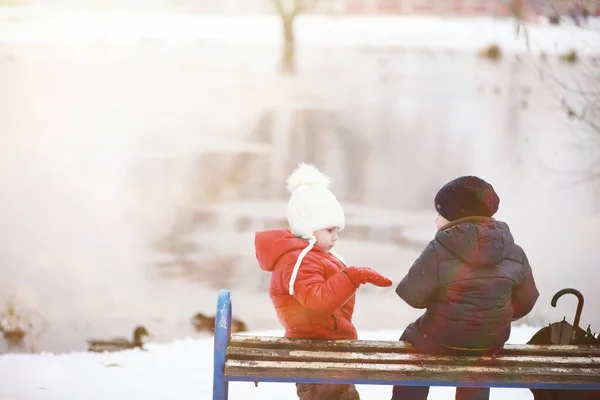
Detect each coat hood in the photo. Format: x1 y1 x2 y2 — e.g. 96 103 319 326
435 218 515 267
255 229 310 272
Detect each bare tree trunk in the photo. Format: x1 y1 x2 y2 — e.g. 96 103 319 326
281 15 296 74
273 0 314 75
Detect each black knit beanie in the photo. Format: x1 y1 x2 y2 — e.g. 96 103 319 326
434 176 500 221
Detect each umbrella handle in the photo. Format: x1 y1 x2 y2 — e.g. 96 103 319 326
551 288 584 341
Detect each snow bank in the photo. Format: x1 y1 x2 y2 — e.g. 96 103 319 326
0 327 541 399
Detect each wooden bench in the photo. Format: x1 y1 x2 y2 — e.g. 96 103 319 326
212 289 600 400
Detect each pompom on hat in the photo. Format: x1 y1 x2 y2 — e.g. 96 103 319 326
286 163 346 295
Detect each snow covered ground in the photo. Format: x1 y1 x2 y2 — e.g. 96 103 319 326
0 7 598 54
0 326 541 400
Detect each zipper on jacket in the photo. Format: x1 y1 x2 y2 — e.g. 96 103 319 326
331 314 338 331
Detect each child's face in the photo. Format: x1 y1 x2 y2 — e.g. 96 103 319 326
313 227 339 253
435 214 450 230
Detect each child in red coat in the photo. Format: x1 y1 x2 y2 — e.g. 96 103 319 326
255 163 392 400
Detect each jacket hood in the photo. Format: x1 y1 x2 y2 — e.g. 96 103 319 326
435 218 515 267
255 229 310 272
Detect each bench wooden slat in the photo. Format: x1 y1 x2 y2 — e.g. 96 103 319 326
225 359 600 384
230 335 600 357
225 359 600 386
226 346 600 368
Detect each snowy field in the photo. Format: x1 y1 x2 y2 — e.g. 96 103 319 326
0 326 542 400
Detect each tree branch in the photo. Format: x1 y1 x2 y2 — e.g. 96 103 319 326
272 0 318 18
272 0 285 16
292 0 318 17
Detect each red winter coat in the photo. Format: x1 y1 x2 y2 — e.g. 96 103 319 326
255 229 358 340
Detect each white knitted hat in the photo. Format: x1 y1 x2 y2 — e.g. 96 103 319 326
287 163 345 237
286 163 346 295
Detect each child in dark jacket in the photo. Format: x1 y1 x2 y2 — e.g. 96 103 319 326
393 176 539 400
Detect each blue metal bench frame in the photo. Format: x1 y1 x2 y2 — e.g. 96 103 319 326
212 289 600 400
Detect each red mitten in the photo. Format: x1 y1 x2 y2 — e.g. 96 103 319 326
344 267 393 288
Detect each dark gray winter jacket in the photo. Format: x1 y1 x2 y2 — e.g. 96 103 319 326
396 217 539 351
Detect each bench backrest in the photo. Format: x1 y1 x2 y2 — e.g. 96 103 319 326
226 334 600 389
